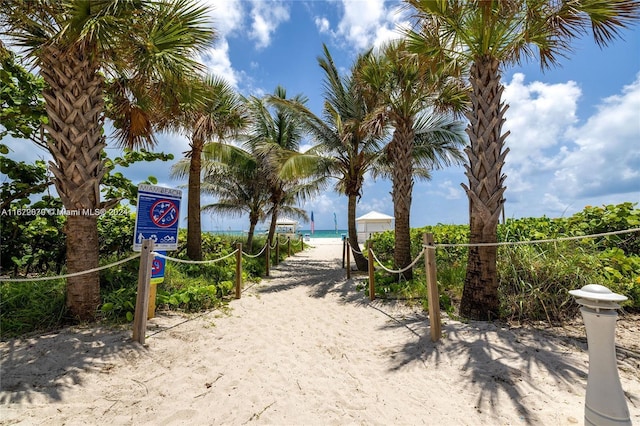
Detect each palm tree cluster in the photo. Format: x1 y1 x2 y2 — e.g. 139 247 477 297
2 0 637 322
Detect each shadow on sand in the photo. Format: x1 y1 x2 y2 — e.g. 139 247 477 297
0 245 597 424
257 248 592 425
0 327 144 404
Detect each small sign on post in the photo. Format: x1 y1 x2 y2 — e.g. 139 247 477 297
133 184 182 251
148 251 165 319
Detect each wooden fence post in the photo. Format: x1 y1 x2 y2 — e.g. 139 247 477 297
300 234 304 250
235 242 242 299
287 236 291 257
133 238 154 344
346 237 351 280
424 233 441 342
265 239 270 277
368 240 375 301
275 233 280 265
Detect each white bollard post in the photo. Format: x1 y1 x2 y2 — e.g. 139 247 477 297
569 284 630 426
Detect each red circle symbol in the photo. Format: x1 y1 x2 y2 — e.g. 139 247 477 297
152 259 162 274
150 200 178 228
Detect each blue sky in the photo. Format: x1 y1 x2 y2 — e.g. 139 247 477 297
4 0 640 232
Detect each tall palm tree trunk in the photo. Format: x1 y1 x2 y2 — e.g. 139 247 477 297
347 193 368 271
459 56 509 320
267 204 279 246
40 44 105 320
187 140 204 260
390 118 414 280
246 215 258 253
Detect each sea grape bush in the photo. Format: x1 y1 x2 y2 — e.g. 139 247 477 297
369 203 640 322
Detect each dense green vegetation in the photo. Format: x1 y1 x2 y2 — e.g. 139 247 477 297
2 202 637 338
368 202 640 323
1 211 303 339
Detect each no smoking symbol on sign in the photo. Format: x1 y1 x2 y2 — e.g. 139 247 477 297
150 200 178 228
151 259 163 275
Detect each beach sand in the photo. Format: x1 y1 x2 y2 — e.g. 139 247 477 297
1 239 639 425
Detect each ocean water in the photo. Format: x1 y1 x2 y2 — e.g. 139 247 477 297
300 229 348 239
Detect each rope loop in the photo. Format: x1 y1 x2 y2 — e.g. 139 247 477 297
153 250 238 264
369 248 426 274
242 242 268 258
0 253 142 283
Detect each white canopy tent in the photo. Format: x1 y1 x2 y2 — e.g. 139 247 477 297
275 217 298 236
356 211 394 242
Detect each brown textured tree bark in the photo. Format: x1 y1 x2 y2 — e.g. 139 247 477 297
64 215 100 318
246 213 259 254
459 55 509 320
389 117 414 280
187 139 203 260
40 44 105 320
347 193 368 271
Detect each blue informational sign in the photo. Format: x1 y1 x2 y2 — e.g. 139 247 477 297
151 251 166 284
133 184 182 251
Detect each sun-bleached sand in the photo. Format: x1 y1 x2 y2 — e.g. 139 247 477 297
1 239 639 425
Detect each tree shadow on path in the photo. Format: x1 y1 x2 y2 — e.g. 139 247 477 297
1 327 144 404
256 251 366 304
258 246 594 425
378 312 589 425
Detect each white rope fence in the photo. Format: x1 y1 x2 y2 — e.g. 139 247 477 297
0 253 142 282
153 250 238 264
430 227 640 248
3 228 635 284
242 242 269 258
369 247 426 274
362 227 640 273
1 235 306 284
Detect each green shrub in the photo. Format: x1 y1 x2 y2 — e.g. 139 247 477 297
497 243 601 323
368 203 640 322
0 279 67 339
100 286 137 323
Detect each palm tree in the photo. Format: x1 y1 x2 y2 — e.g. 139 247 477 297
174 143 269 252
371 113 468 278
245 87 320 245
168 76 248 260
358 39 468 279
0 0 214 320
272 46 387 271
405 0 640 319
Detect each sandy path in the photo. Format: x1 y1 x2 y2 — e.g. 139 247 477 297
1 239 639 425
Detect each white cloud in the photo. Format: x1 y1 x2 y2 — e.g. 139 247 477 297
439 180 464 200
553 74 640 198
201 0 243 36
502 73 582 193
201 40 241 87
248 0 290 49
315 16 330 33
497 72 640 218
359 197 393 215
327 0 407 50
198 0 245 87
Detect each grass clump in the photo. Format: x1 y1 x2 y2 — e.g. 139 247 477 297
1 279 67 339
